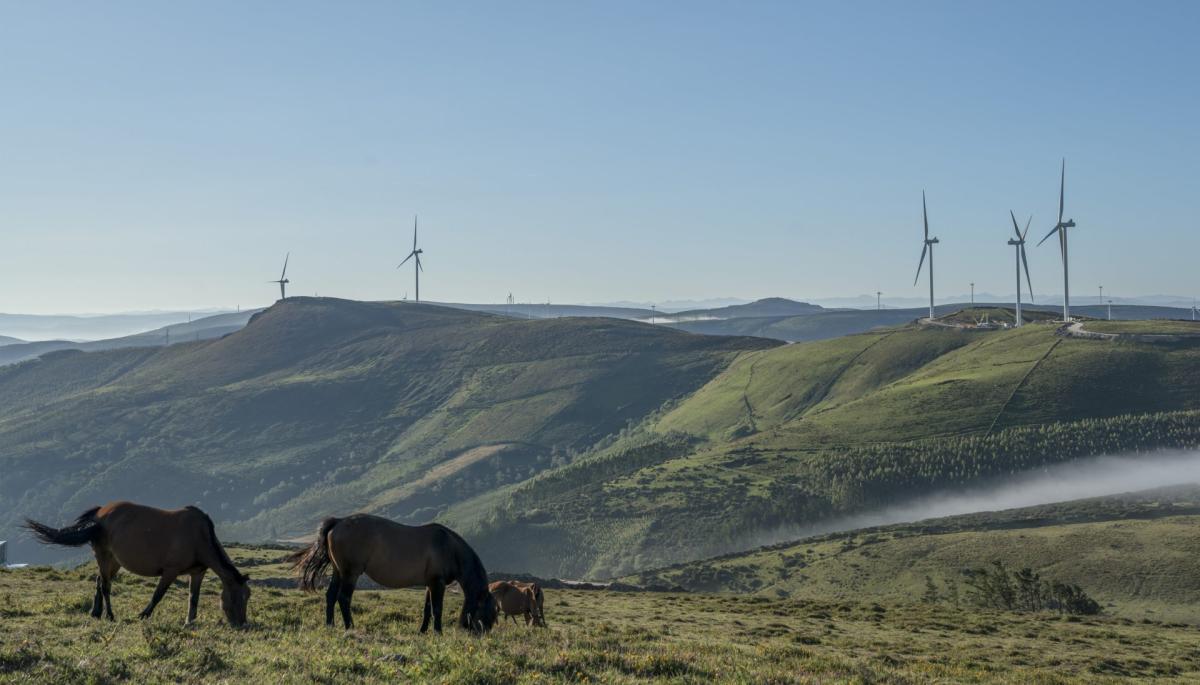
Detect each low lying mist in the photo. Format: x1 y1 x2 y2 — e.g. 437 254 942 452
751 449 1200 552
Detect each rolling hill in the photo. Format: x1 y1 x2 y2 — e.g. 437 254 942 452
451 319 1200 577
6 298 1200 582
0 298 773 564
0 334 23 346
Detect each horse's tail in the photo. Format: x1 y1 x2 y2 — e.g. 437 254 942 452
24 506 102 547
289 517 341 591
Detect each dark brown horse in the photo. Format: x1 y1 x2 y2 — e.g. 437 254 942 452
24 502 251 626
291 514 497 634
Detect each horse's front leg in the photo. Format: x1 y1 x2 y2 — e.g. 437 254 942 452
139 571 178 620
186 571 204 625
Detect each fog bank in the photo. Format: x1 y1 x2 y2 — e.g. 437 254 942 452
754 449 1200 550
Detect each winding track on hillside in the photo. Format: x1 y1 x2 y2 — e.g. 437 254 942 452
786 330 899 423
985 338 1062 435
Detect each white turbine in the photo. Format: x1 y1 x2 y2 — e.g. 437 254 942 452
1037 159 1078 321
1007 211 1035 326
398 216 425 302
269 253 290 301
913 191 939 320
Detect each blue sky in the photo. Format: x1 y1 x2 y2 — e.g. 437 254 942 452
1 1 1196 313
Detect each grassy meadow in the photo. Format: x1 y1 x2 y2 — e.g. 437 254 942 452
3 546 1200 683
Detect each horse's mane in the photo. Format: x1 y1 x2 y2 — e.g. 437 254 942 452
188 506 247 584
438 525 488 594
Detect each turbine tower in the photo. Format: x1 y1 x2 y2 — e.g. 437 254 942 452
1007 211 1034 327
1037 159 1078 321
913 191 939 320
398 215 425 302
269 253 290 301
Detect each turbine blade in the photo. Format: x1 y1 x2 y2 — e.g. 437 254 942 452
1010 210 1021 239
1023 215 1032 241
922 191 929 240
913 244 928 286
1020 246 1034 301
1058 158 1065 224
1037 225 1060 247
398 252 415 268
417 255 424 272
281 252 289 280
413 215 418 251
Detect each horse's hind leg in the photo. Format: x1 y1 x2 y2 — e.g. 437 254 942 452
429 580 446 634
336 574 358 630
90 574 104 618
186 570 204 625
324 574 341 626
98 553 119 621
139 571 178 620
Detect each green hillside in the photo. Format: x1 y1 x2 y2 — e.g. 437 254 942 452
7 299 1200 582
457 321 1200 577
0 298 774 564
630 485 1200 624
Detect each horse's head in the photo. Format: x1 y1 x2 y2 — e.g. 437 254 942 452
525 587 548 627
463 591 498 634
221 574 251 627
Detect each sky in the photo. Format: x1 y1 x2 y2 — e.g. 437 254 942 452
1 1 1197 314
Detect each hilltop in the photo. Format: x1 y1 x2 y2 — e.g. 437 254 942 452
0 298 773 564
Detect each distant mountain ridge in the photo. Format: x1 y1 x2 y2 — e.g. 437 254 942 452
0 310 261 367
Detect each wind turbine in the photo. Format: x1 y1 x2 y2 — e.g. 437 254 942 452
398 216 424 302
1007 211 1035 327
1037 159 1078 321
269 253 290 301
913 191 939 320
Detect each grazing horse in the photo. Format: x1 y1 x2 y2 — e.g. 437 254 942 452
290 514 498 634
24 502 251 626
489 580 547 627
513 581 547 627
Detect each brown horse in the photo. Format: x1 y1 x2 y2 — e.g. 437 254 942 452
291 514 498 634
24 502 251 626
515 581 547 627
489 580 546 627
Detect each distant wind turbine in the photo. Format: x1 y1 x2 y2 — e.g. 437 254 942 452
913 191 940 320
269 253 290 301
1007 211 1035 327
1037 159 1078 321
398 216 424 302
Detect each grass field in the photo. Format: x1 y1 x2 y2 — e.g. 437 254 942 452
3 546 1200 683
1083 320 1200 336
